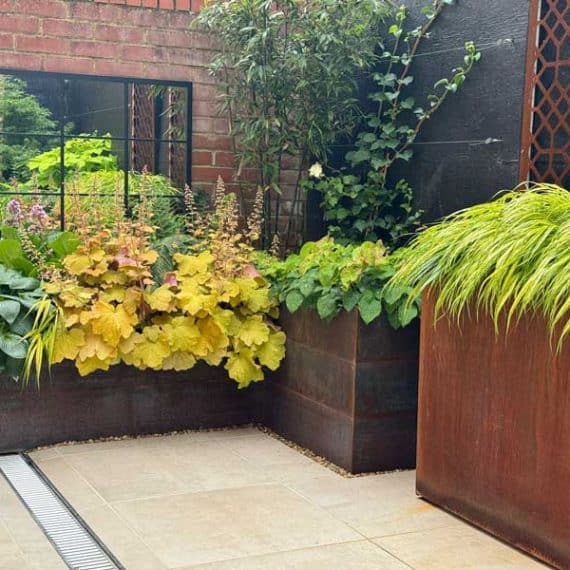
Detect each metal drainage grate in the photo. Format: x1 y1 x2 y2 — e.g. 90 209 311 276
0 454 122 570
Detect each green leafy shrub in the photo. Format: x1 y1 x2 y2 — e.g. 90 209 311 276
305 1 480 247
390 184 570 343
195 0 393 244
0 75 58 182
28 136 118 186
257 236 419 327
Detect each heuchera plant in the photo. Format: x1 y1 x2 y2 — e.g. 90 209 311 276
44 178 285 388
256 236 419 328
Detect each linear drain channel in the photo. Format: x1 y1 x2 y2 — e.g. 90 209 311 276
0 454 122 570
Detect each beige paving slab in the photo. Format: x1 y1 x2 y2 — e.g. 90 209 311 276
112 484 361 568
79 505 167 570
187 540 410 569
29 457 106 513
374 524 549 569
135 437 275 492
218 433 319 467
62 446 187 502
287 469 460 538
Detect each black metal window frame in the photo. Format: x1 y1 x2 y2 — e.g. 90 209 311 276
0 68 193 230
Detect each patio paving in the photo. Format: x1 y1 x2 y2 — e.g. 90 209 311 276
1 426 547 569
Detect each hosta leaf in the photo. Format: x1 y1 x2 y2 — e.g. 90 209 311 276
0 331 28 359
0 299 21 325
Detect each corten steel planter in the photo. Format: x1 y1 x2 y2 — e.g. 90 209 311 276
417 292 570 569
264 309 419 473
0 362 260 452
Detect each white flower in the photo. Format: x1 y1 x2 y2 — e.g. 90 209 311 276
308 162 324 179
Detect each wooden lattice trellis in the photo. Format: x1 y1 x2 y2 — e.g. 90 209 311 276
520 0 569 188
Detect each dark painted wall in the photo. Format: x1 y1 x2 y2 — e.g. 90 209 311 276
400 0 532 221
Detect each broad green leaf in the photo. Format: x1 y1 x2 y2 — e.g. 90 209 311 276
316 294 338 320
0 331 28 359
285 290 304 313
358 290 382 325
0 299 21 325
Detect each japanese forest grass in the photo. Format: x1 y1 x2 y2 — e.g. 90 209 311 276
390 184 570 345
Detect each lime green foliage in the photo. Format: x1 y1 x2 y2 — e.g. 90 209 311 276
391 184 570 343
306 1 480 247
0 264 47 381
256 237 419 327
0 75 58 182
28 136 118 186
65 171 185 240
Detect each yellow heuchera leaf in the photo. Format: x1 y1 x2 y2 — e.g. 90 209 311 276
177 281 218 316
212 308 240 336
234 277 272 313
76 355 116 376
99 286 126 304
100 271 129 286
162 316 201 352
139 250 159 266
56 286 95 309
225 349 264 387
123 288 143 315
175 251 214 277
145 285 177 313
64 248 108 277
51 328 85 364
255 330 286 370
218 281 240 303
237 315 270 347
89 302 139 345
77 332 117 362
195 316 228 357
161 351 196 371
130 327 171 369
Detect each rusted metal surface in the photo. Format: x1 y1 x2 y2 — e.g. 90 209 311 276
519 0 570 187
0 362 258 452
264 309 419 474
417 292 570 569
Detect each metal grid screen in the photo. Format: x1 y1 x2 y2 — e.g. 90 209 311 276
520 0 570 187
0 70 192 230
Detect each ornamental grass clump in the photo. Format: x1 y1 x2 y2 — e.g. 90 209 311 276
391 184 570 343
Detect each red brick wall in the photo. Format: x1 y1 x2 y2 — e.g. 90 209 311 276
0 0 233 194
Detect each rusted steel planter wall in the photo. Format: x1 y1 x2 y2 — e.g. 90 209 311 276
0 363 260 453
417 293 570 570
264 309 419 473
